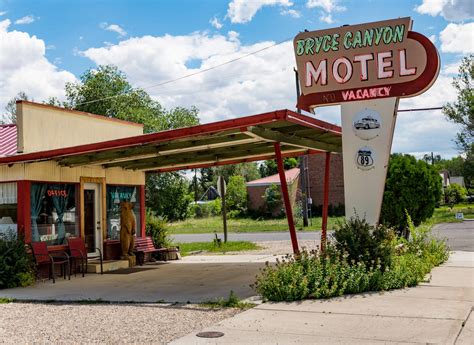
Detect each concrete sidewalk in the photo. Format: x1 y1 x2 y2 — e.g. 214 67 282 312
171 251 474 345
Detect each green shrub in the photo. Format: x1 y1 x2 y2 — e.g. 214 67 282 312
381 154 442 232
145 209 172 248
445 184 468 205
254 217 449 302
333 216 395 271
226 176 247 217
0 233 35 289
263 184 284 217
190 199 222 218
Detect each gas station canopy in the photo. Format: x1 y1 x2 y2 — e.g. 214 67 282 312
0 109 341 172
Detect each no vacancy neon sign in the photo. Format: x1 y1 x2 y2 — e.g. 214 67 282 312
294 17 440 110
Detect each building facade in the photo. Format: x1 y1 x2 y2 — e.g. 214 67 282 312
0 102 145 259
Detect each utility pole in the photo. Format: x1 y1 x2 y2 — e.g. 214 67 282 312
295 67 309 227
218 176 228 243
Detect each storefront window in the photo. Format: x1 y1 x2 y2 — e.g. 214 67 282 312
0 183 17 238
30 183 79 245
106 185 141 240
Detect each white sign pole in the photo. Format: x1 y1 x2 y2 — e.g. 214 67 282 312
341 97 399 225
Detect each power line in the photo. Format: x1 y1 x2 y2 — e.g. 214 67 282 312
75 36 293 107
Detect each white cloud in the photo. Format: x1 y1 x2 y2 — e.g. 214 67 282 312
82 32 296 123
0 19 77 113
415 0 474 21
15 15 35 25
210 16 223 29
428 34 437 43
100 22 127 37
0 11 7 16
306 0 346 13
440 22 474 54
227 0 293 24
281 9 301 18
320 13 334 23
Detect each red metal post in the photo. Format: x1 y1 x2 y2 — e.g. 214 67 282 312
274 142 299 255
17 180 31 243
321 152 331 251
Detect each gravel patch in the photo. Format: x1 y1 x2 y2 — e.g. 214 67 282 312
0 302 242 344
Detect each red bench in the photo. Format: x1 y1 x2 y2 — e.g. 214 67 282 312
134 237 168 265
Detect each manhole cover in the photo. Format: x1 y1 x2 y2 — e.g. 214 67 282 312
196 331 224 338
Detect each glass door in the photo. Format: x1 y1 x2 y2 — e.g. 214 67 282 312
83 183 102 257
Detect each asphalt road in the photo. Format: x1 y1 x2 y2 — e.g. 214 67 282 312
171 221 474 251
432 221 474 251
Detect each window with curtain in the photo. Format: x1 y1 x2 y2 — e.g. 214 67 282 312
106 185 141 240
0 182 18 237
30 183 79 245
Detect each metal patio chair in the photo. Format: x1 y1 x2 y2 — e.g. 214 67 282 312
31 242 70 283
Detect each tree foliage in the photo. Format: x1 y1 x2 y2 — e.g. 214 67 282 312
146 173 193 221
443 55 473 153
3 91 30 124
64 65 199 133
380 154 442 231
226 175 248 217
259 158 298 177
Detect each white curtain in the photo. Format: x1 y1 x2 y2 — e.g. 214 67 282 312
0 183 17 204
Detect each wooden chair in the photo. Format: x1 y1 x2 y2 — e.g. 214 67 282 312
31 242 70 283
67 237 103 276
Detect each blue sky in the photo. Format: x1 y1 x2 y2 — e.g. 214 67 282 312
0 0 473 157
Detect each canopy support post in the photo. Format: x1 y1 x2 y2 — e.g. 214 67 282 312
274 142 299 255
321 152 331 252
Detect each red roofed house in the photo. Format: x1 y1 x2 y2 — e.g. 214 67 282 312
247 168 300 216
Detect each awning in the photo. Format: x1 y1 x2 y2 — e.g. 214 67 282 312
0 109 341 172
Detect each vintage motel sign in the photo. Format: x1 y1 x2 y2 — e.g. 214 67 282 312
294 17 440 224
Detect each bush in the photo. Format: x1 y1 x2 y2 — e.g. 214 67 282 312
381 154 442 232
189 199 222 218
263 184 284 217
254 216 449 302
226 176 247 217
333 216 394 271
445 184 468 205
0 233 35 289
145 209 172 248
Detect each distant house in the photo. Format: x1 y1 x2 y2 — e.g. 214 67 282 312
439 169 450 188
450 176 466 189
247 168 300 216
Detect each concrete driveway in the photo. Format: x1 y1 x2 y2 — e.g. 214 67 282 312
0 261 266 303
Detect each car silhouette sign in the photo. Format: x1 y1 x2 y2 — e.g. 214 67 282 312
354 116 380 130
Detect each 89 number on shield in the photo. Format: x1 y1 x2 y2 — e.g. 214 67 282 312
356 147 375 170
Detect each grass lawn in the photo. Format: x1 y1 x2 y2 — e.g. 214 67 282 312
176 241 261 256
428 203 474 224
168 216 344 234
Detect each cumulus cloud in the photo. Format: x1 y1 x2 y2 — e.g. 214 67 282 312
0 11 7 16
415 0 474 21
320 13 334 23
440 22 474 54
306 0 346 12
15 15 35 25
281 9 301 18
210 16 223 29
227 0 293 24
0 19 76 113
82 32 296 123
100 22 127 37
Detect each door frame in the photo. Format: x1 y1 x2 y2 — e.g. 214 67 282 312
80 177 106 255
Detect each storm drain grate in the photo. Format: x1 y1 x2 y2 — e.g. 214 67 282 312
196 331 225 338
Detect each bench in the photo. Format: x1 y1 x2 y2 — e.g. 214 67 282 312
134 237 168 265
